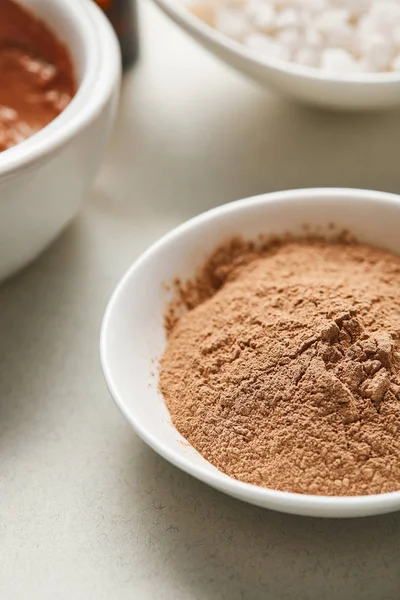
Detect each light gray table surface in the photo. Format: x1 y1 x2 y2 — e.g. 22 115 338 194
1 2 400 598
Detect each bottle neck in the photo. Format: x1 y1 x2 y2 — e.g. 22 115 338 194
94 0 139 69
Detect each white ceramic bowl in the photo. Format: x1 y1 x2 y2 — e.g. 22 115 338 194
0 0 121 282
155 0 400 110
101 188 400 518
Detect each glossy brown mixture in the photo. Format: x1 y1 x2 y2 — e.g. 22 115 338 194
0 0 76 152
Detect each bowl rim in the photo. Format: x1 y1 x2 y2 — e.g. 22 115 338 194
155 0 400 86
0 0 121 179
101 188 400 517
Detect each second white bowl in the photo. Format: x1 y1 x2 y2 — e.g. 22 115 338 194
155 0 400 110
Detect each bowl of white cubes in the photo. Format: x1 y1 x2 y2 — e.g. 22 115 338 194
155 0 400 110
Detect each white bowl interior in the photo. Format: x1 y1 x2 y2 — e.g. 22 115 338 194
101 189 400 518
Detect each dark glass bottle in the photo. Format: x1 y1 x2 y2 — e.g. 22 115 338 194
95 0 139 69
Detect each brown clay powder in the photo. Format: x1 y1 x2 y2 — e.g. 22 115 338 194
159 238 400 496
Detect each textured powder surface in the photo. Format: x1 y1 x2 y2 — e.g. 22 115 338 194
159 238 400 496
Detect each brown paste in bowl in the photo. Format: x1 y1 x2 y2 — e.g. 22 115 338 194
0 0 76 152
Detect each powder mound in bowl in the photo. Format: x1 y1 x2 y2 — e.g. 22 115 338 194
159 238 400 496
